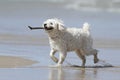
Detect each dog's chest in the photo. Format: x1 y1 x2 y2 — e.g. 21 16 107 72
49 35 82 51
49 37 65 49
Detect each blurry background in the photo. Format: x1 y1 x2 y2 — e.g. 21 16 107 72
0 0 120 48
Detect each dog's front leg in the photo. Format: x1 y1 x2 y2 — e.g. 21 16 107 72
50 49 58 63
57 52 67 67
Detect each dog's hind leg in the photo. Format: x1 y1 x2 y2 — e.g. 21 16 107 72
50 49 58 63
75 50 86 67
93 50 99 63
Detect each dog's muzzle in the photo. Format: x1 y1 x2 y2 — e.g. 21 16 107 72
44 24 54 30
44 27 54 30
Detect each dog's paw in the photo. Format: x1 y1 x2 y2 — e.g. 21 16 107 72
94 58 99 63
49 64 62 68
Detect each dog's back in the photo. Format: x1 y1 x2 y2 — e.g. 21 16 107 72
61 23 92 51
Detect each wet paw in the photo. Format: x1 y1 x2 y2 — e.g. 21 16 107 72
49 64 62 68
94 59 99 63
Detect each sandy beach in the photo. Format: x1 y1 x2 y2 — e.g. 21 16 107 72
0 56 37 68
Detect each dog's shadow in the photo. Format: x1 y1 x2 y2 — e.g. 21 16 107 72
69 60 113 68
70 65 113 68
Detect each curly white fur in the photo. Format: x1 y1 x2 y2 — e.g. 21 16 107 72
43 18 99 67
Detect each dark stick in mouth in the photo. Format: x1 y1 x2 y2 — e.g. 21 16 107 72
28 26 44 30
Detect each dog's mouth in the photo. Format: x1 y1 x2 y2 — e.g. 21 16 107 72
44 26 54 30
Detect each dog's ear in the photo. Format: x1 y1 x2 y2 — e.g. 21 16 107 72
57 23 65 31
54 18 65 31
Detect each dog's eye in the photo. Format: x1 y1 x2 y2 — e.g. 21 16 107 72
44 24 47 27
50 22 53 25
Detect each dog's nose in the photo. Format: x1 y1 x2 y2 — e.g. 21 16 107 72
44 24 47 27
44 24 48 29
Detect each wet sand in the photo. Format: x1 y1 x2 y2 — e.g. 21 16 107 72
0 34 119 80
0 66 120 80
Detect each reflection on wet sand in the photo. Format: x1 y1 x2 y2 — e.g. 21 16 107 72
49 68 98 80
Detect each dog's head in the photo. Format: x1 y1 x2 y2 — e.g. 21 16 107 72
43 18 65 32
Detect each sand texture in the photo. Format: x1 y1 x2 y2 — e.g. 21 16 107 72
0 56 37 68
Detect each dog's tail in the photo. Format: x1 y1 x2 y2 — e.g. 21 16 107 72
83 22 90 32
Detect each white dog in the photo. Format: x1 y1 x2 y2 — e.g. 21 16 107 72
43 18 99 67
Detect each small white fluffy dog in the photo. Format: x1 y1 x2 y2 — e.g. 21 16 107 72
43 18 99 67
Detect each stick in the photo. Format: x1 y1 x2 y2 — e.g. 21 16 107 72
28 26 44 30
